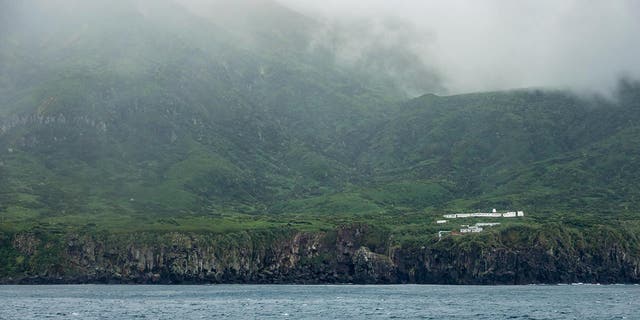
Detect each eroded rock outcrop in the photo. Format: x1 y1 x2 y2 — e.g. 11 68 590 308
1 224 639 284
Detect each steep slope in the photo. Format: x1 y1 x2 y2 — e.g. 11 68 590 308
2 0 640 285
0 0 401 227
351 82 640 215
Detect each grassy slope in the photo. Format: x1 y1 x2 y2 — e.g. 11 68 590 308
1 0 640 243
0 0 397 232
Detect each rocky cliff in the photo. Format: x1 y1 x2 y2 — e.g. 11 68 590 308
1 224 639 284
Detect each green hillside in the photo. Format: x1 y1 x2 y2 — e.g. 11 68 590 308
1 0 640 241
0 0 397 231
355 85 640 214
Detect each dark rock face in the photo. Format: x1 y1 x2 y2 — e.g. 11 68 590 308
395 245 639 284
1 225 639 284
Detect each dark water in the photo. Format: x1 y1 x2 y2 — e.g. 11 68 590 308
0 284 638 319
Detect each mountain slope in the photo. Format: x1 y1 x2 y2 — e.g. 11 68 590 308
0 0 403 227
351 83 640 215
0 0 639 230
2 0 640 285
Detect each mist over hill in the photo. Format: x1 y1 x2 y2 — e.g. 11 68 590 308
1 0 640 284
280 0 640 96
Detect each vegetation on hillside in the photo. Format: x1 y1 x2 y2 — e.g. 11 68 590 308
1 0 640 246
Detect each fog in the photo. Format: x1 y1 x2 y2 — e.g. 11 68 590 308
3 0 639 97
277 0 640 96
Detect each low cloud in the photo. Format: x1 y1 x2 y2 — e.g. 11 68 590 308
278 0 640 96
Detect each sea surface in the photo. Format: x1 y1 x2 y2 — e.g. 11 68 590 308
0 284 638 319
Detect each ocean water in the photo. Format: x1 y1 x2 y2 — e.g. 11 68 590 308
0 284 638 319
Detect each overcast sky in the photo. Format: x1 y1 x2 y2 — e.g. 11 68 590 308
277 0 640 96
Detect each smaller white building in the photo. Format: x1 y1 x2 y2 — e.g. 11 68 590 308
436 220 448 224
476 222 501 227
460 225 483 233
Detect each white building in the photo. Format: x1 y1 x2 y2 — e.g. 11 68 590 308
436 220 448 224
475 212 502 217
476 222 501 227
442 210 525 219
460 225 483 233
